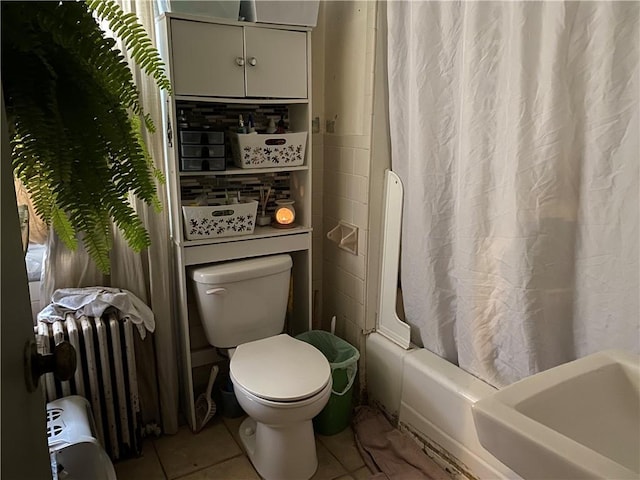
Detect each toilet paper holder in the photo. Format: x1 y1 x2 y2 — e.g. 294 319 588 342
327 221 358 255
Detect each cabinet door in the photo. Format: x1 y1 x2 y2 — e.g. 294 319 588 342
171 20 245 97
244 27 307 99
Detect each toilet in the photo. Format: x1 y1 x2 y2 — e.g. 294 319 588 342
189 254 331 480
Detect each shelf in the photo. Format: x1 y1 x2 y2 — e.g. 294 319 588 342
159 13 314 433
180 225 312 247
179 165 309 176
175 95 309 105
191 347 220 368
180 229 312 266
162 12 312 33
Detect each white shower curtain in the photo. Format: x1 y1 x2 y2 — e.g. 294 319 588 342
387 1 639 387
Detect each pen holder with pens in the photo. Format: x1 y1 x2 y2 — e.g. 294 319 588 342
257 186 272 226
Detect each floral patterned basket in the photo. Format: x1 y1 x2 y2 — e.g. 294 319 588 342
230 132 307 169
182 201 258 240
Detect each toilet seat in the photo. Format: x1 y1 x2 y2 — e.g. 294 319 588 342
230 334 331 402
232 375 332 409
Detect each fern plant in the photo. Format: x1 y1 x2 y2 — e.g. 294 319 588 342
2 0 171 273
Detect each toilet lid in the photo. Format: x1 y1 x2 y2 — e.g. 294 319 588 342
230 334 331 402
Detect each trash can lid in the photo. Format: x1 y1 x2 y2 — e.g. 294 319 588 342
230 334 331 402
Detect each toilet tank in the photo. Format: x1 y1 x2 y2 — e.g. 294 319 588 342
189 254 293 348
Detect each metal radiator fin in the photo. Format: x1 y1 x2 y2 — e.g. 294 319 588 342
36 315 141 460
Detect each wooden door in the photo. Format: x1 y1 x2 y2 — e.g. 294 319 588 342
1 89 52 479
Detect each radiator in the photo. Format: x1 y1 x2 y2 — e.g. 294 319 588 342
36 313 141 460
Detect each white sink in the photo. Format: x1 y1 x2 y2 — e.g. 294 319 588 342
472 350 640 480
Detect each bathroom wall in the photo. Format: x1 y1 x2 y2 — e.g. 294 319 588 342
312 1 378 384
311 2 325 330
366 1 392 336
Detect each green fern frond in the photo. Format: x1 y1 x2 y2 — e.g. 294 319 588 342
86 0 172 95
2 1 172 273
131 114 165 213
50 206 78 252
33 4 148 122
76 214 113 274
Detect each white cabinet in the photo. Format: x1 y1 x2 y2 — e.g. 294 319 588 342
171 20 244 97
243 27 307 98
156 13 313 432
170 19 308 99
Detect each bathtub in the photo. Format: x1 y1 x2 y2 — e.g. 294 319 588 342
366 331 521 480
367 172 520 478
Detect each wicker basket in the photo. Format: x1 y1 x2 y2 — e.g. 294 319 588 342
182 201 258 240
230 132 307 169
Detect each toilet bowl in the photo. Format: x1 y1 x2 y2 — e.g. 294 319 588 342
189 256 332 480
230 334 331 480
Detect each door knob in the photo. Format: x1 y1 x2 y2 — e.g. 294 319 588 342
24 339 77 392
235 57 245 66
248 57 257 67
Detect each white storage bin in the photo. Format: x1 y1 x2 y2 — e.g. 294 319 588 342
230 132 307 169
156 0 240 20
47 396 116 480
182 201 258 240
239 0 319 26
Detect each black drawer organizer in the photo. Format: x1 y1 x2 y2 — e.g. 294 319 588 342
179 129 226 171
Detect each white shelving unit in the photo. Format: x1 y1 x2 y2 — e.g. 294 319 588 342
156 12 313 431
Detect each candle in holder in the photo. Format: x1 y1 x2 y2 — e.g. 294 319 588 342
273 199 296 228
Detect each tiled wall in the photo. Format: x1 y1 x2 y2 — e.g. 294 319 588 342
180 174 291 216
175 102 290 133
311 4 326 330
312 2 378 378
366 0 393 337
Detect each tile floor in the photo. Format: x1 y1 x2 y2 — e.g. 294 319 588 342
115 415 373 480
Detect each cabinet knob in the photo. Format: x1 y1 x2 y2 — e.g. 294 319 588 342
235 57 245 67
248 57 258 67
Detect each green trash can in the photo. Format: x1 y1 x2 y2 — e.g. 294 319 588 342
296 330 360 435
